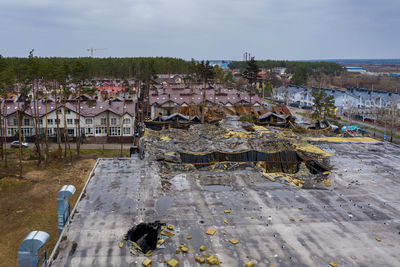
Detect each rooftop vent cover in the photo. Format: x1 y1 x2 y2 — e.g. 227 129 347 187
18 231 49 267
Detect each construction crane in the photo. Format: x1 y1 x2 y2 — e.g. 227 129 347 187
87 47 107 57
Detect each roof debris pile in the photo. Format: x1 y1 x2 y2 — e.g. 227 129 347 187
146 103 296 130
143 116 331 189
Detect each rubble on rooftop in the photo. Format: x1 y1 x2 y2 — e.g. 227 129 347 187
143 116 331 189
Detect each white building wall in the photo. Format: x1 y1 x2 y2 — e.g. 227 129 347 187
4 106 136 137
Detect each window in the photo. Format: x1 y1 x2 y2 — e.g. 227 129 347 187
57 109 63 114
55 119 60 124
85 118 93 124
66 109 71 114
110 118 117 125
95 126 107 135
23 118 30 126
123 127 131 135
21 128 33 137
100 118 106 125
7 128 17 136
74 119 79 125
109 127 121 136
47 128 53 135
48 119 53 125
8 118 17 126
67 119 73 125
123 118 131 124
85 128 93 135
67 128 74 136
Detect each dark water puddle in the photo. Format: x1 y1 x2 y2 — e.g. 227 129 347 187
203 185 233 192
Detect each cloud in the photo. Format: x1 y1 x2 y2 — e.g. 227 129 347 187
0 0 399 59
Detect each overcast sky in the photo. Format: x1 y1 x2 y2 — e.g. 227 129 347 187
0 0 399 60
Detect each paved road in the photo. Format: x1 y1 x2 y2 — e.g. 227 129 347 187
338 116 400 144
290 107 400 144
339 115 399 134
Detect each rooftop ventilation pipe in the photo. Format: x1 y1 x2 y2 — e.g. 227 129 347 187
18 231 49 267
57 185 76 236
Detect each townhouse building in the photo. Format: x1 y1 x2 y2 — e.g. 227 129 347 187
274 86 400 112
150 84 264 120
1 100 136 138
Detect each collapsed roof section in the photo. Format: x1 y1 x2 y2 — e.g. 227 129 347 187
148 104 295 129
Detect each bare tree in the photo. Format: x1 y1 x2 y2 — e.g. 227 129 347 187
16 107 23 177
388 97 398 142
1 100 7 167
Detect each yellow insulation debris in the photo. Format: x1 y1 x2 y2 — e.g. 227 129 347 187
206 256 220 265
195 256 206 264
229 238 239 244
221 130 255 139
206 229 216 236
167 259 179 267
324 179 331 187
161 230 175 238
310 137 380 143
160 135 171 141
142 258 152 266
294 143 333 157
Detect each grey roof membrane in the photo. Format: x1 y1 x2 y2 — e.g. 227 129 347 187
51 142 400 267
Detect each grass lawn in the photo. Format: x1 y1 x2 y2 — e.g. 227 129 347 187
0 147 129 267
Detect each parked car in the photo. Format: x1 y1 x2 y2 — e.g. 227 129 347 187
10 141 29 148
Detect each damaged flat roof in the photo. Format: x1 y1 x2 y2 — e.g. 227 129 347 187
50 142 400 266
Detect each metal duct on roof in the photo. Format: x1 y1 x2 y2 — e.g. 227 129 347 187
57 185 76 236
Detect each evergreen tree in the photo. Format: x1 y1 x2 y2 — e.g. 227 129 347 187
311 88 335 120
291 66 310 86
197 61 214 123
243 57 261 105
